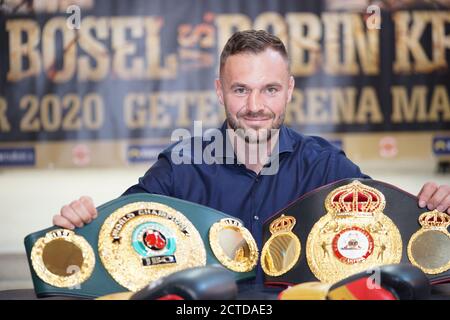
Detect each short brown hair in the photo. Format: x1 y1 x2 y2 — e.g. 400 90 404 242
219 30 289 75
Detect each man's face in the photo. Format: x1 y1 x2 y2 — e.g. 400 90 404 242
215 48 295 143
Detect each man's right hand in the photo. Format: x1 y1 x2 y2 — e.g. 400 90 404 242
52 196 98 229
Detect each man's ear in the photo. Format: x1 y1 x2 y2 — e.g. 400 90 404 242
287 76 295 103
215 78 225 106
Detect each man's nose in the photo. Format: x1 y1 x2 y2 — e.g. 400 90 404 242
247 90 265 113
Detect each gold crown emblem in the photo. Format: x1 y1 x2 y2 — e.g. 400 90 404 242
269 215 296 234
325 181 386 218
419 210 450 228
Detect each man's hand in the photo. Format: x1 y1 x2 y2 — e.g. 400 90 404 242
52 196 98 229
417 182 450 214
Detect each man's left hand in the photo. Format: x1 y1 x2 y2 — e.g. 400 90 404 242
417 182 450 214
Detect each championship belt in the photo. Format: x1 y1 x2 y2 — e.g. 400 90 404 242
261 179 450 285
24 193 258 298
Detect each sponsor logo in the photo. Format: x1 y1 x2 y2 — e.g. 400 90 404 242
433 136 450 155
379 136 398 158
0 147 35 166
127 145 165 163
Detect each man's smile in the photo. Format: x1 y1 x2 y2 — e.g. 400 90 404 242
242 116 272 122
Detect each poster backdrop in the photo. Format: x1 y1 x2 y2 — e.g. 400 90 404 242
0 0 449 168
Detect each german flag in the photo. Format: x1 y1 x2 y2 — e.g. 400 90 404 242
327 277 397 300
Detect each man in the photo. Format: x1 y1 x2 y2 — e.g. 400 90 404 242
53 30 450 249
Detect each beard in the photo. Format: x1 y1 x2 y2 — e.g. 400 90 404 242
225 106 285 144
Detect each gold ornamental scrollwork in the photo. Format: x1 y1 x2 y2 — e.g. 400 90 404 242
98 202 206 292
306 181 402 284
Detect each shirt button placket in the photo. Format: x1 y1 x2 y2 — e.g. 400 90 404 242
251 175 260 235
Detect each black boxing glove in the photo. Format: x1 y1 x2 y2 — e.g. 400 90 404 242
130 265 238 300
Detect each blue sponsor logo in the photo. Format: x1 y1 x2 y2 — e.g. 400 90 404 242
0 148 35 166
127 145 165 163
433 136 450 155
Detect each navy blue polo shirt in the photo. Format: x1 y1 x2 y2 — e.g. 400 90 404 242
123 121 369 249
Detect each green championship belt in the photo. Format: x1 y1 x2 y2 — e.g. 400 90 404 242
24 193 258 298
261 179 450 286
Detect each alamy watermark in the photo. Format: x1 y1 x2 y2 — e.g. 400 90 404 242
366 5 381 30
67 265 81 290
366 267 382 290
169 121 280 175
66 5 81 30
